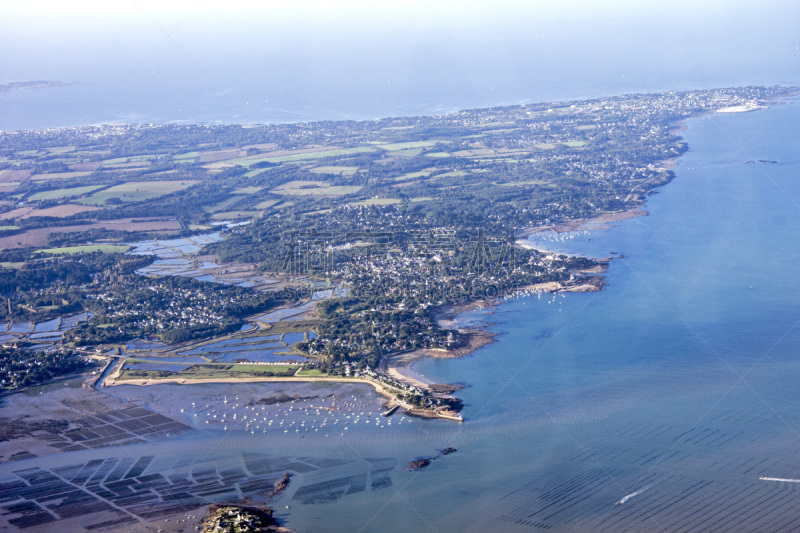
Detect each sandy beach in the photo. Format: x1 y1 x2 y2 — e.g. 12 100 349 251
716 104 766 113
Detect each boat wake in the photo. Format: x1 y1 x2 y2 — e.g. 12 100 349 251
615 485 651 506
759 477 800 483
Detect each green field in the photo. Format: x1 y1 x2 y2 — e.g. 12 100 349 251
229 364 297 373
210 211 261 220
102 154 158 165
45 146 76 155
30 171 92 181
172 151 199 161
499 180 549 187
295 368 327 376
39 244 132 255
258 320 321 336
272 181 362 197
204 196 245 213
348 198 402 206
278 185 362 197
310 166 359 176
392 170 434 182
424 152 451 158
28 185 104 201
255 199 280 209
0 225 20 231
233 186 263 195
562 141 587 147
433 170 467 179
243 169 268 178
119 362 299 381
231 146 377 167
77 180 198 205
377 140 438 151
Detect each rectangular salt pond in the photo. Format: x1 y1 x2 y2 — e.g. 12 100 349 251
193 274 230 284
255 308 307 322
60 312 91 330
29 332 64 340
33 317 61 332
126 339 170 351
152 258 191 266
282 332 306 345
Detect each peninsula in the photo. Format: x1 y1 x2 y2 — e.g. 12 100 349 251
0 86 794 417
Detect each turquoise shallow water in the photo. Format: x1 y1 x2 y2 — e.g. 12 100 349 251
1 99 800 532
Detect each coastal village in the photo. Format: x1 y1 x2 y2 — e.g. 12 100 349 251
0 86 790 412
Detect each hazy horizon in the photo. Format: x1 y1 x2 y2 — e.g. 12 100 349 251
2 1 799 128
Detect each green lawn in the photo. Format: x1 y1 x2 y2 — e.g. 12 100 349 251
77 180 198 205
348 198 402 206
210 211 261 220
172 151 199 161
272 181 363 197
119 363 299 381
310 166 359 176
255 199 280 209
231 146 377 167
295 369 327 376
39 244 131 255
377 140 438 151
27 185 104 201
102 154 157 165
29 171 92 181
392 170 433 182
233 186 263 194
203 196 244 213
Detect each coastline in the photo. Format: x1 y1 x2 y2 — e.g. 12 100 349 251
80 104 760 425
104 371 464 422
517 207 648 241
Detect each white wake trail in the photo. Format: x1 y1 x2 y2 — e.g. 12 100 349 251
615 485 651 506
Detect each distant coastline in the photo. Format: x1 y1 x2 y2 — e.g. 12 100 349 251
0 80 71 93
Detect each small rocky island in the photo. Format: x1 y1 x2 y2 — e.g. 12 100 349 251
201 505 293 533
408 447 459 470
